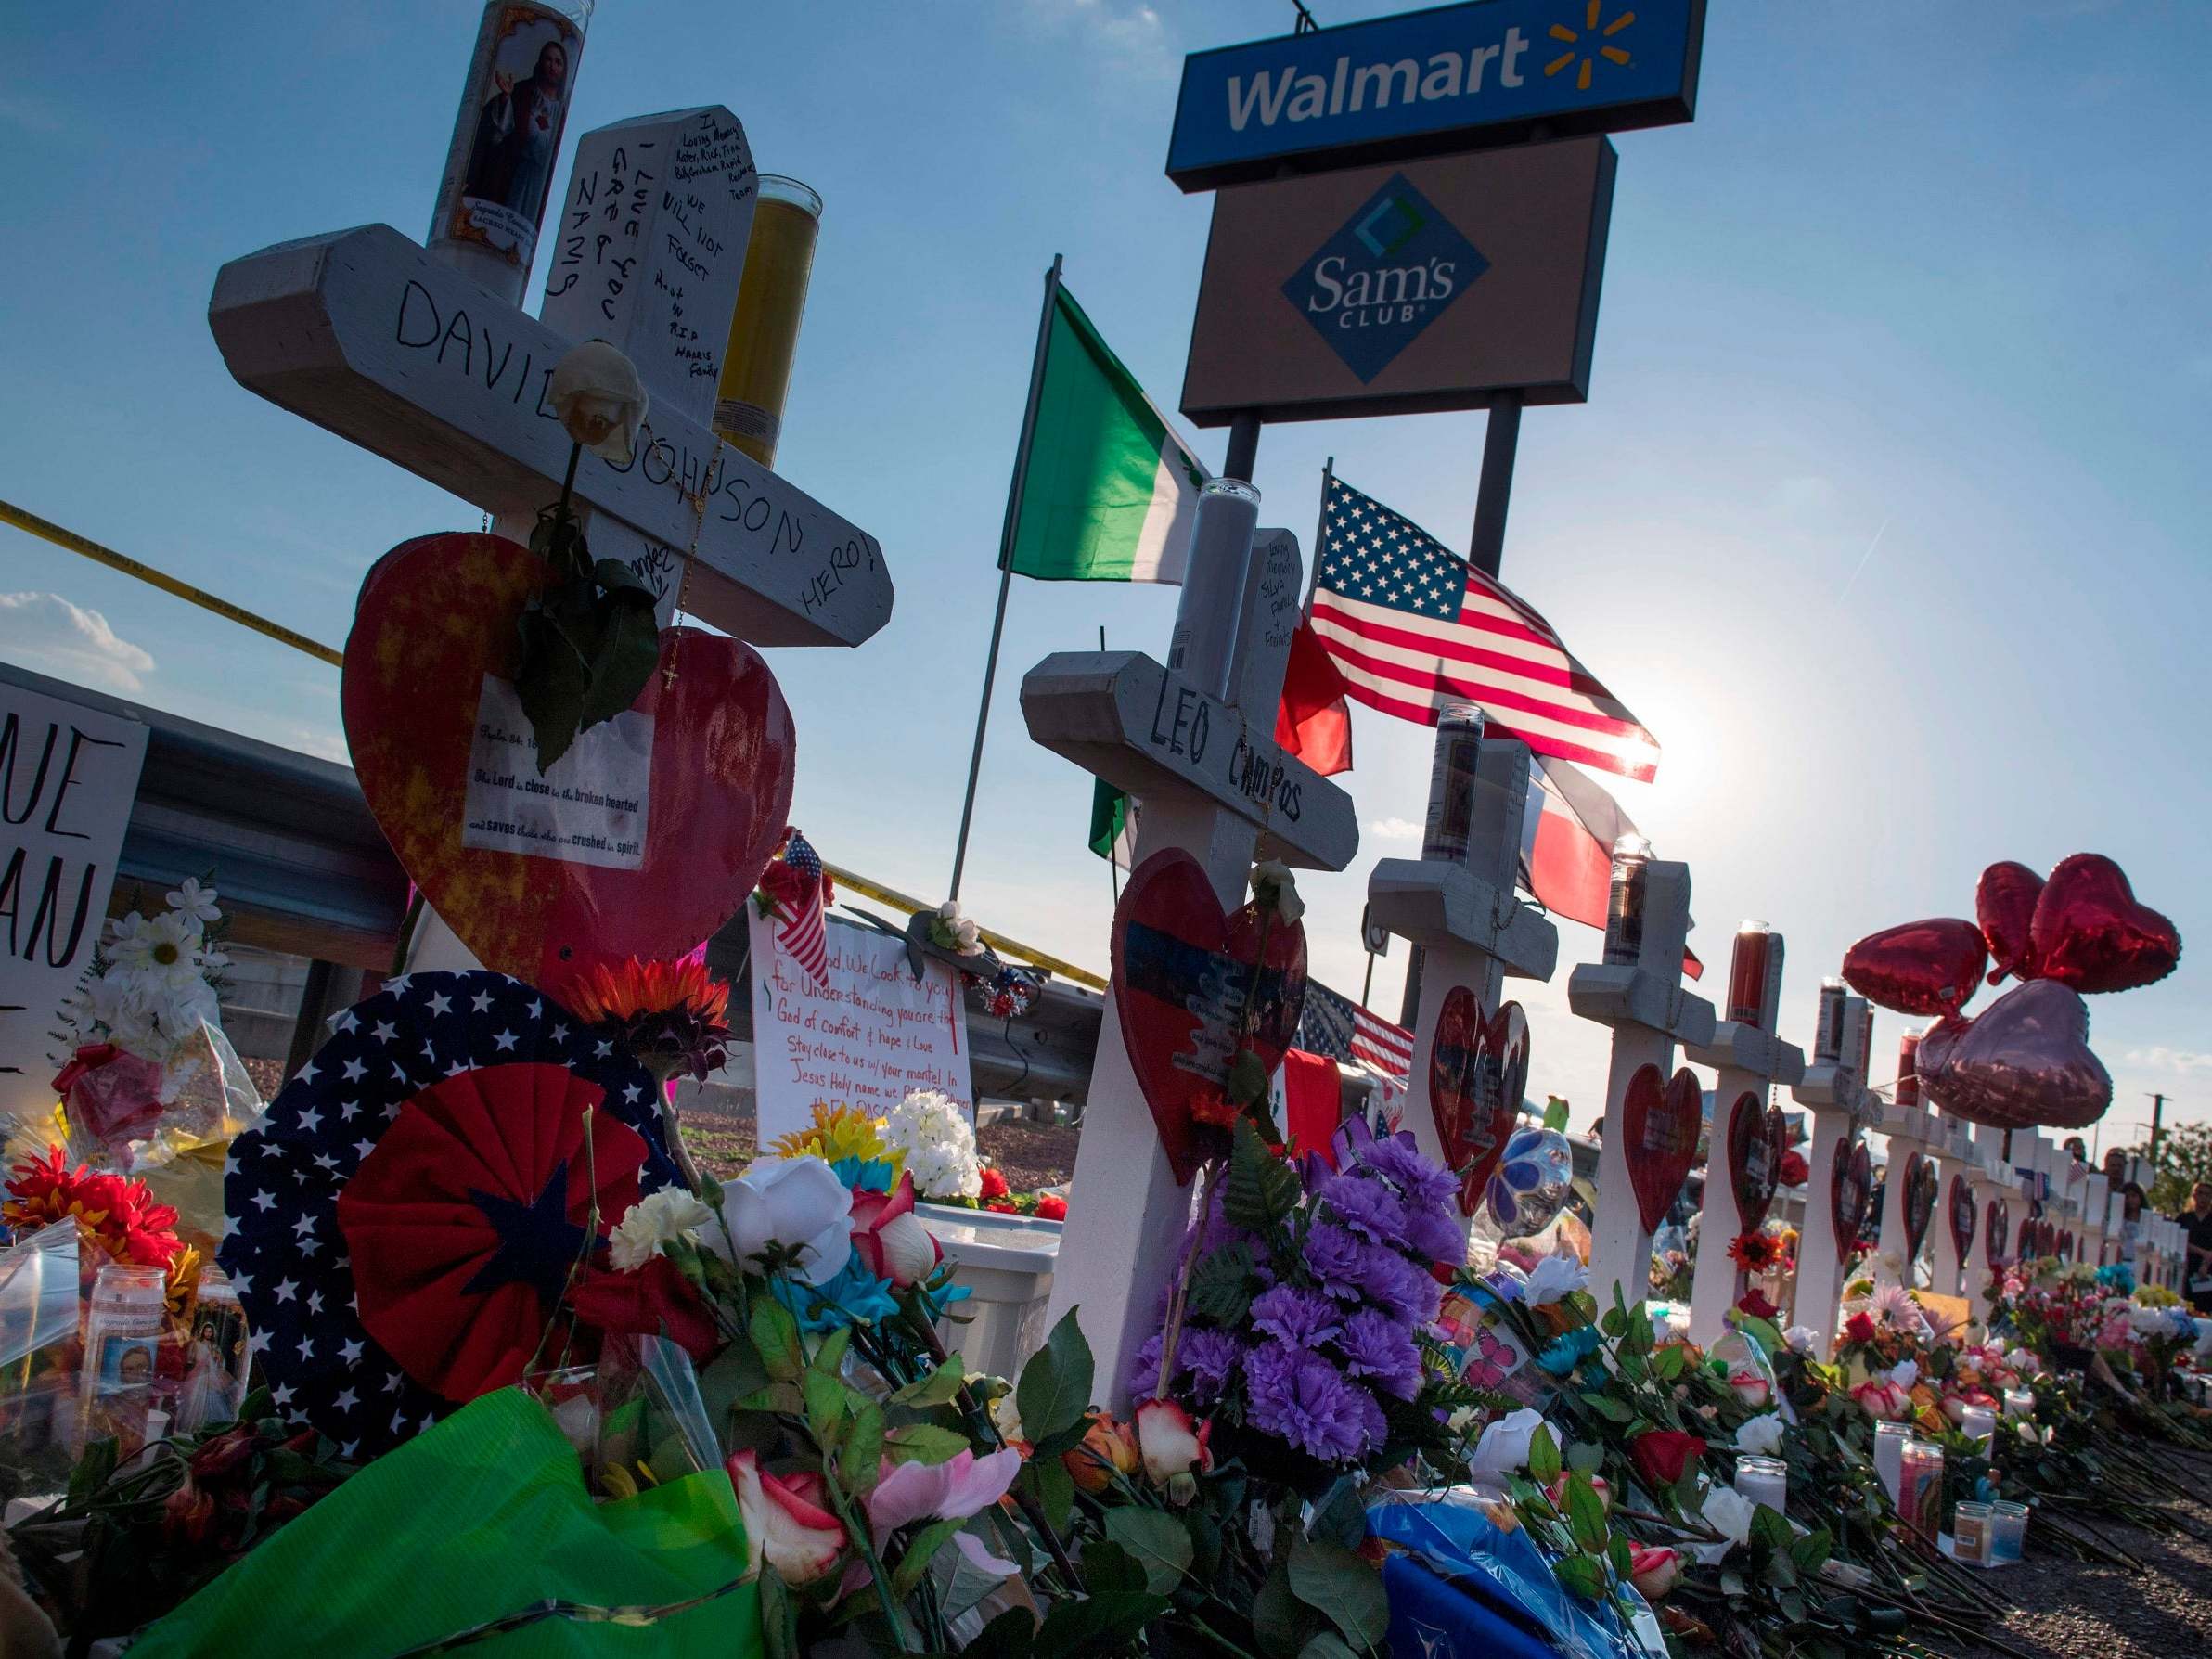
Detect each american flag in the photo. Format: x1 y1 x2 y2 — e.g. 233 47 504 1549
1308 474 1661 782
1296 980 1412 1088
776 830 830 986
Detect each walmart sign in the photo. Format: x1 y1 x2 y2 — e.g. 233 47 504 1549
1166 0 1704 191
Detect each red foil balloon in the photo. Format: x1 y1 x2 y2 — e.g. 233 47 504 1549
1976 861 2044 986
1918 979 2111 1130
1915 1013 1973 1103
1841 919 1987 1016
2027 854 2181 995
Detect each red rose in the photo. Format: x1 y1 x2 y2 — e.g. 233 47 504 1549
1845 1312 1877 1344
984 1199 1019 1215
1035 1193 1067 1221
1777 1151 1809 1187
570 1254 721 1363
979 1167 1010 1201
1627 1430 1705 1490
189 1426 258 1482
1735 1289 1780 1320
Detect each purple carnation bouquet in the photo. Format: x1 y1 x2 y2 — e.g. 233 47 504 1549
1131 1112 1476 1494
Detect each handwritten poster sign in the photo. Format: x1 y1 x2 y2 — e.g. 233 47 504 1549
0 683 148 1125
749 910 971 1148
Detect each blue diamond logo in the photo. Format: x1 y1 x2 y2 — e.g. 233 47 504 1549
1281 174 1487 384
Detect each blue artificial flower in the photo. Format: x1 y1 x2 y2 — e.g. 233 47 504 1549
2095 1262 2136 1295
1537 1325 1601 1377
831 1155 902 1192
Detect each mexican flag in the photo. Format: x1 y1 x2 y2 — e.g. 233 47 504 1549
1007 285 1206 583
1087 780 1138 871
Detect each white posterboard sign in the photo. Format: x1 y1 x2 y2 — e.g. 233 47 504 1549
0 683 149 1124
749 909 971 1150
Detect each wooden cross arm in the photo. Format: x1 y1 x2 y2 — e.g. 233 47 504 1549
1020 650 1357 872
1684 1022 1806 1087
208 224 890 649
1366 858 1557 981
1791 1061 1871 1112
1565 962 1715 1046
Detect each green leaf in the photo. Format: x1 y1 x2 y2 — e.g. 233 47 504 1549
1527 1423 1563 1487
1553 1554 1605 1600
67 1437 118 1505
1252 1557 1317 1657
1578 1390 1635 1423
1186 1241 1256 1325
1750 1503 1794 1552
1080 1539 1149 1594
960 1607 1039 1659
1564 1474 1609 1554
1600 1306 1627 1340
576 586 661 734
841 1404 885 1496
883 1423 969 1466
1224 1115 1303 1233
890 1362 968 1408
1652 1344 1688 1381
1028 1451 1075 1533
1790 1527 1833 1577
739 1382 804 1415
804 1369 850 1448
760 1566 802 1659
1566 1440 1604 1474
1287 1535 1389 1651
1732 1313 1785 1357
1299 1637 1359 1659
1035 1590 1171 1659
1103 1507 1193 1595
1015 1307 1095 1447
810 1326 855 1376
894 1515 968 1600
751 1294 803 1382
1608 1532 1634 1582
696 1336 770 1436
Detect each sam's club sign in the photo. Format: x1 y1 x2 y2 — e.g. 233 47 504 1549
1167 0 1704 190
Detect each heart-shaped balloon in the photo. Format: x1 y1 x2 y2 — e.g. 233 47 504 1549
1111 847 1307 1185
1726 1091 1780 1230
1977 861 2044 985
342 534 795 985
1914 1013 1973 1105
1948 1173 1976 1263
1900 1151 1939 1263
1833 1139 1872 1243
1919 979 2112 1129
1842 919 1987 1016
1431 994 1531 1216
1985 1200 2010 1267
1622 1064 1702 1234
2028 853 2181 995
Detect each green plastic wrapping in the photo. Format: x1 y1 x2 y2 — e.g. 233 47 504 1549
134 1388 760 1656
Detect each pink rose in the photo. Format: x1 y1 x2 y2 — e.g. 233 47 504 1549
1851 1379 1910 1421
1135 1398 1213 1501
726 1449 845 1586
1728 1369 1772 1408
1628 1544 1681 1601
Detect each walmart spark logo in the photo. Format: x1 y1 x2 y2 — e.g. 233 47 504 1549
1545 2 1636 94
1354 192 1425 260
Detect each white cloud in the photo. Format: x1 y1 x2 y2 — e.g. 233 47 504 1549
0 592 156 692
2124 1047 2212 1077
1022 0 1177 81
1369 816 1422 842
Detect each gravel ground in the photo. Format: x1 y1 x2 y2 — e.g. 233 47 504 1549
1944 1447 2212 1659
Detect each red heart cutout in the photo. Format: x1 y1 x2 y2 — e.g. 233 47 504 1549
1430 991 1528 1216
1985 1200 2010 1267
1900 1151 1938 1262
1842 919 1987 1016
1622 1064 1702 1235
2028 853 2181 995
1920 979 2111 1130
1111 848 1307 1185
342 534 795 985
1948 1173 1976 1262
1976 861 2044 986
1833 1139 1872 1242
1726 1091 1780 1230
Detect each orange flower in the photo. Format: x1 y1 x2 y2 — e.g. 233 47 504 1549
5 1146 182 1270
562 958 732 1084
1063 1410 1139 1494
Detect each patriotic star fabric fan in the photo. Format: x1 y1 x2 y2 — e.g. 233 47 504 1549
218 971 681 1459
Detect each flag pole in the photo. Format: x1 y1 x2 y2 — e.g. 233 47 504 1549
948 253 1063 902
1101 624 1120 909
1303 456 1332 617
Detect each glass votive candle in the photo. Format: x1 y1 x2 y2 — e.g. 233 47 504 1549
1734 1455 1788 1512
1988 1498 2029 1564
1952 1500 1992 1565
1873 1420 1912 1501
1959 1403 1997 1445
1898 1439 1946 1539
2002 1387 2034 1419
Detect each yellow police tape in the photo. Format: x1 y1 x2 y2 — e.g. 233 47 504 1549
0 497 1108 992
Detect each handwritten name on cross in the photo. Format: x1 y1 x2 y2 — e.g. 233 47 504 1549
208 106 888 650
1023 484 1357 1405
1367 733 1558 1250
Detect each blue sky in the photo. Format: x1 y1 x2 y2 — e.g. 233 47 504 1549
2 1 2206 1148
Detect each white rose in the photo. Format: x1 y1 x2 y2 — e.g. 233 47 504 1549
606 1188 716 1271
711 1156 853 1285
548 341 649 464
1889 1359 1919 1390
1782 1325 1818 1355
1469 1408 1549 1480
1735 1414 1787 1457
1702 1485 1755 1547
1523 1254 1589 1307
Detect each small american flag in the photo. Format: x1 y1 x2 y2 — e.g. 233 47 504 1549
1352 1005 1414 1087
1296 980 1412 1088
776 830 830 987
1309 474 1661 782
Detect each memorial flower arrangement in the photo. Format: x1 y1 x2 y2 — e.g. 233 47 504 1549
881 1089 984 1202
563 955 732 1085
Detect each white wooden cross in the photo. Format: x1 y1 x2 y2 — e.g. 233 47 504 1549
2081 1169 2112 1270
1925 1108 1977 1298
1963 1123 2013 1325
1790 991 1872 1351
1365 733 1558 1254
208 106 890 650
1682 932 1805 1344
1022 482 1358 1408
1874 1062 1936 1291
1568 860 1716 1315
